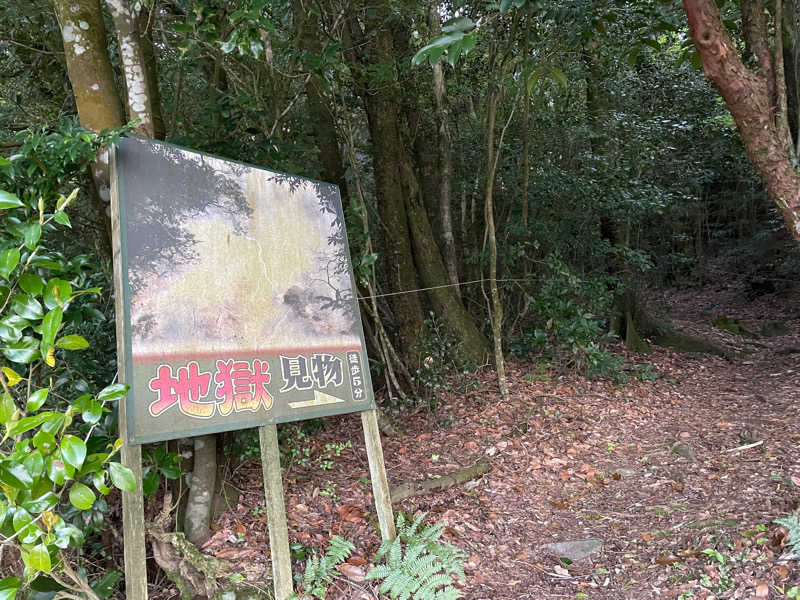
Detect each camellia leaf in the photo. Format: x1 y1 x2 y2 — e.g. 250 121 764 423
22 450 44 479
6 412 54 436
108 461 137 492
60 435 87 470
43 279 72 310
0 393 15 425
0 248 20 280
28 544 52 573
18 274 44 296
54 335 88 350
41 307 62 356
81 400 102 424
0 315 29 343
53 211 71 228
11 295 43 320
47 458 67 486
97 383 128 403
32 429 56 453
45 346 55 367
23 224 42 250
3 336 39 364
0 190 23 210
26 388 49 413
68 482 95 510
0 463 33 489
1 367 21 386
142 470 160 496
21 492 58 514
0 576 21 600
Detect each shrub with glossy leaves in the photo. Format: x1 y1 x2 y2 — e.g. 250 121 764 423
0 122 134 599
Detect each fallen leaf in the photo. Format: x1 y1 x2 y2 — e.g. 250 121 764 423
337 505 367 523
755 582 769 597
337 563 365 582
641 532 654 542
236 521 246 536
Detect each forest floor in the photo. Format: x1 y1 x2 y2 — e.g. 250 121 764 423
189 280 800 600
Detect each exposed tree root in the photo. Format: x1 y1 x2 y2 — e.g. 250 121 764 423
390 458 490 503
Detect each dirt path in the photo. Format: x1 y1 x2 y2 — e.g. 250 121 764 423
203 286 800 600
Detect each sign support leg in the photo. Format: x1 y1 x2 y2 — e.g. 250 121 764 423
361 409 396 541
120 441 148 599
259 424 294 600
111 148 148 600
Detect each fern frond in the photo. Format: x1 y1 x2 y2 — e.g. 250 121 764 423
324 535 355 566
433 585 463 600
417 574 454 598
367 512 466 600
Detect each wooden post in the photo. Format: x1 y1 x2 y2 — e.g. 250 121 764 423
259 424 294 600
361 409 395 540
110 147 148 600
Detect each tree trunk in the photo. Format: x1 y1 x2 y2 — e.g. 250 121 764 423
428 4 459 291
405 181 489 364
684 0 800 243
293 0 349 204
52 0 124 204
484 88 510 401
105 0 160 137
341 4 425 360
184 435 216 546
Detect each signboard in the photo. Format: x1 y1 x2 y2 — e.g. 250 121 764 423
113 137 375 444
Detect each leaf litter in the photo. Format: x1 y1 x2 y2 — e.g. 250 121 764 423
189 283 800 599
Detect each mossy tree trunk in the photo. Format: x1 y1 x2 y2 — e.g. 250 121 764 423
341 0 489 367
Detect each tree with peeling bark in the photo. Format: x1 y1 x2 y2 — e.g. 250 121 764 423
683 0 800 244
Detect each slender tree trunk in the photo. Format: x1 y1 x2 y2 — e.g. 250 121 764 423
428 4 459 291
184 435 216 546
105 0 160 137
684 0 800 243
484 89 510 400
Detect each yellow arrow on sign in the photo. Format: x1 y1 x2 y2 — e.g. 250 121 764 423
289 390 345 409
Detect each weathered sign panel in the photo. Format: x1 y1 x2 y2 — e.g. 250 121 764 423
113 137 375 444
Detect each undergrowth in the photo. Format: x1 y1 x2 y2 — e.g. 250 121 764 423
294 512 465 600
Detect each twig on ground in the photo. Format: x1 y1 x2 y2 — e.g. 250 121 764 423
723 440 763 453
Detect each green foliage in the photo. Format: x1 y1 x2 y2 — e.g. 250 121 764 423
295 535 355 600
294 514 465 600
0 124 131 595
409 314 458 411
366 512 465 600
775 512 800 556
141 444 182 497
408 314 478 411
519 255 623 378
